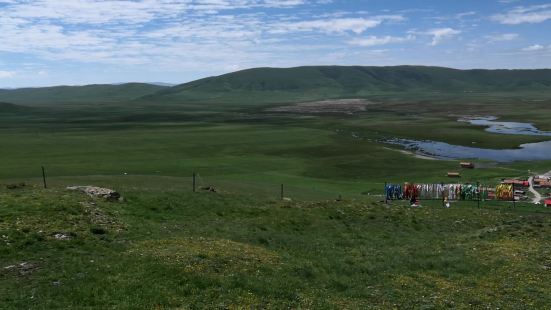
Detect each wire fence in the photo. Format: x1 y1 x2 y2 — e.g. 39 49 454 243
1 165 550 208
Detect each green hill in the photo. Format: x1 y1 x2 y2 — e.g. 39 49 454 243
0 83 167 105
143 66 551 104
2 66 551 106
0 101 32 112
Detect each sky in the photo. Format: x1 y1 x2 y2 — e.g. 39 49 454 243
0 0 550 87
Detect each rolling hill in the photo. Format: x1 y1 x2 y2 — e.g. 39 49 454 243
0 101 32 113
142 66 551 104
2 66 551 106
0 83 167 105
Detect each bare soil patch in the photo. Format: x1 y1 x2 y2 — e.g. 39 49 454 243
268 99 375 114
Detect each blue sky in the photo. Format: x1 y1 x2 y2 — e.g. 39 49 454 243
0 0 550 87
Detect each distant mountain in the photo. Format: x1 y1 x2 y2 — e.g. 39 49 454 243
0 83 167 104
149 82 176 87
142 66 551 104
2 66 551 105
110 82 175 87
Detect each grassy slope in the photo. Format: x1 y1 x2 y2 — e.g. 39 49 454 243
1 186 550 309
0 102 32 113
142 66 551 104
0 83 167 105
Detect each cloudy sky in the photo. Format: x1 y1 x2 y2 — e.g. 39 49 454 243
0 0 550 87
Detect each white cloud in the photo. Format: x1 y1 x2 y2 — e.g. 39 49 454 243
270 15 404 34
522 44 545 52
486 33 519 42
492 4 551 25
0 2 409 71
456 11 476 19
0 1 311 68
413 28 461 46
348 35 414 47
0 71 15 78
1 0 309 24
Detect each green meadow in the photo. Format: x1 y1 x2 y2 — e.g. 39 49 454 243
1 66 551 308
1 187 550 309
1 93 551 198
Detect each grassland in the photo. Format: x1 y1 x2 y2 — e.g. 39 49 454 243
1 66 551 308
1 92 551 199
1 186 550 309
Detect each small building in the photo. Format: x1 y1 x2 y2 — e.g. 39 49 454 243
545 199 551 207
538 181 551 188
447 172 461 178
502 179 529 187
460 162 475 169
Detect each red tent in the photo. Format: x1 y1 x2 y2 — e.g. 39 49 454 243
545 199 551 207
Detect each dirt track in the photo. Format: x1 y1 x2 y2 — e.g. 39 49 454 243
528 176 542 204
528 170 551 204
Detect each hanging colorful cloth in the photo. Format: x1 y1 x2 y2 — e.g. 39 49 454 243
446 184 464 201
417 184 430 199
403 183 419 199
461 184 478 200
480 185 491 200
435 184 445 199
385 184 403 200
496 184 513 200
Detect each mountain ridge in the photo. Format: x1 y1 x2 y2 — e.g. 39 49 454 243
2 66 551 105
141 65 551 104
0 83 167 104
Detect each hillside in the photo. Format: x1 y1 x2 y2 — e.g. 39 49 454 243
2 66 551 106
0 102 31 112
1 186 550 308
142 66 551 104
0 83 167 105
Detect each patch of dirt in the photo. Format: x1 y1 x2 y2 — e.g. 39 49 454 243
53 232 73 240
80 201 125 233
268 99 376 114
130 238 280 274
5 182 26 190
3 262 39 276
382 147 441 161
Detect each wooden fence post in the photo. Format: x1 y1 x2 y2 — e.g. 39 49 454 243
477 181 480 208
41 166 47 189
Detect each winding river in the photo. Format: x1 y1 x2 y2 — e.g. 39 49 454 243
459 116 551 137
389 117 551 162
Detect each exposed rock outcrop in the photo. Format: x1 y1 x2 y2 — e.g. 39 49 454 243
67 186 121 202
